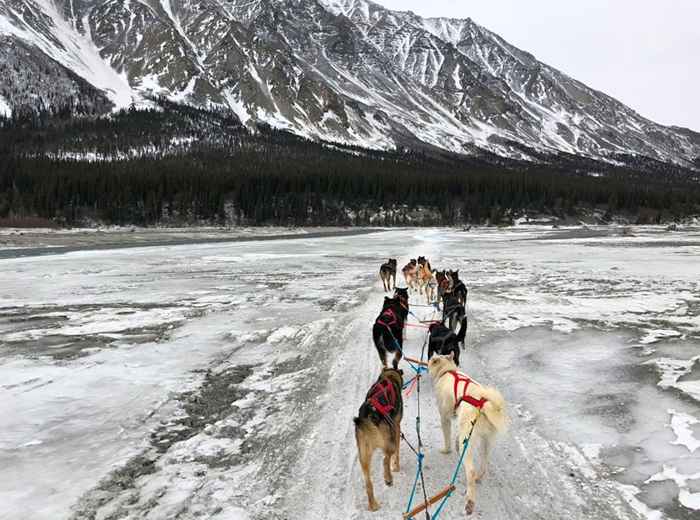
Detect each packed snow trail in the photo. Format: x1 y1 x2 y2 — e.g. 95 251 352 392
278 234 641 520
1 227 699 519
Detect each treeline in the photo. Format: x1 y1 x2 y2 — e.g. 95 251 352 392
1 103 699 226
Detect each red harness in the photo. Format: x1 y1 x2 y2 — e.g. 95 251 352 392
368 380 397 417
378 307 398 328
449 371 487 411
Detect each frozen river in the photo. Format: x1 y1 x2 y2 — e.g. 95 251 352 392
1 227 699 519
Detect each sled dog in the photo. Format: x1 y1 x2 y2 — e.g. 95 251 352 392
379 259 397 292
427 322 461 365
371 288 409 368
354 368 404 511
428 353 507 516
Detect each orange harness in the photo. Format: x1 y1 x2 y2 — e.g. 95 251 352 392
449 370 487 411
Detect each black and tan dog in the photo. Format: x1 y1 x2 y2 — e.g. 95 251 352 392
372 288 409 368
417 255 431 270
435 269 452 304
428 321 461 365
379 258 397 292
354 367 404 511
443 292 467 348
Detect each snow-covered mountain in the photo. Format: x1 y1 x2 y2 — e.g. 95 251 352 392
1 0 699 166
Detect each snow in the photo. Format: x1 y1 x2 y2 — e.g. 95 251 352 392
0 0 137 109
1 227 700 519
668 409 700 453
0 95 10 117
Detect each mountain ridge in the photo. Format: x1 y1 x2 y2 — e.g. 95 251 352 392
1 0 698 168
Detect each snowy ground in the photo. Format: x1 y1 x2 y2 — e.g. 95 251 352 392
1 227 699 520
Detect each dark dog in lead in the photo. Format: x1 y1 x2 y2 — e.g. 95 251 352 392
354 368 404 511
371 288 409 369
379 258 397 292
442 293 467 348
427 321 461 366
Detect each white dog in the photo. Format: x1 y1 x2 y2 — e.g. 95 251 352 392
428 353 507 516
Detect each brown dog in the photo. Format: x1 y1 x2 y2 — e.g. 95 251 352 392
354 368 404 511
402 259 418 290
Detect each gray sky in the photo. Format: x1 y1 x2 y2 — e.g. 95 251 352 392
376 0 700 131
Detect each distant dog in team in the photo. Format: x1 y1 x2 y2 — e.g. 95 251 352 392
428 322 461 365
354 368 404 511
416 261 436 303
402 259 418 290
372 288 409 368
428 353 507 516
379 258 397 292
417 256 431 270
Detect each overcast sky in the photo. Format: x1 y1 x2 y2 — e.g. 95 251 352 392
376 0 700 131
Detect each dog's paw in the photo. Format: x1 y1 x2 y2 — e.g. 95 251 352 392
465 500 475 516
385 477 393 486
369 500 380 512
439 447 452 454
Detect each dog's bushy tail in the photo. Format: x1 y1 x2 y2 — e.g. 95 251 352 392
480 386 507 434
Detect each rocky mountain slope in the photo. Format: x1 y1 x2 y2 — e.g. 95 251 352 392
1 0 698 167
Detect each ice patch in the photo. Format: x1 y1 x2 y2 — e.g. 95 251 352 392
1 306 189 341
615 483 664 520
645 356 700 402
668 409 700 453
646 465 700 511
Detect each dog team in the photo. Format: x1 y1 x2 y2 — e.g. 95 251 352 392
355 256 507 517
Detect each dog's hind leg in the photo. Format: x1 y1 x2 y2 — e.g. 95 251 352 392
463 444 477 515
393 424 400 472
383 447 394 486
359 441 380 511
440 412 452 454
379 349 388 368
392 350 401 370
373 327 388 368
476 435 491 482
